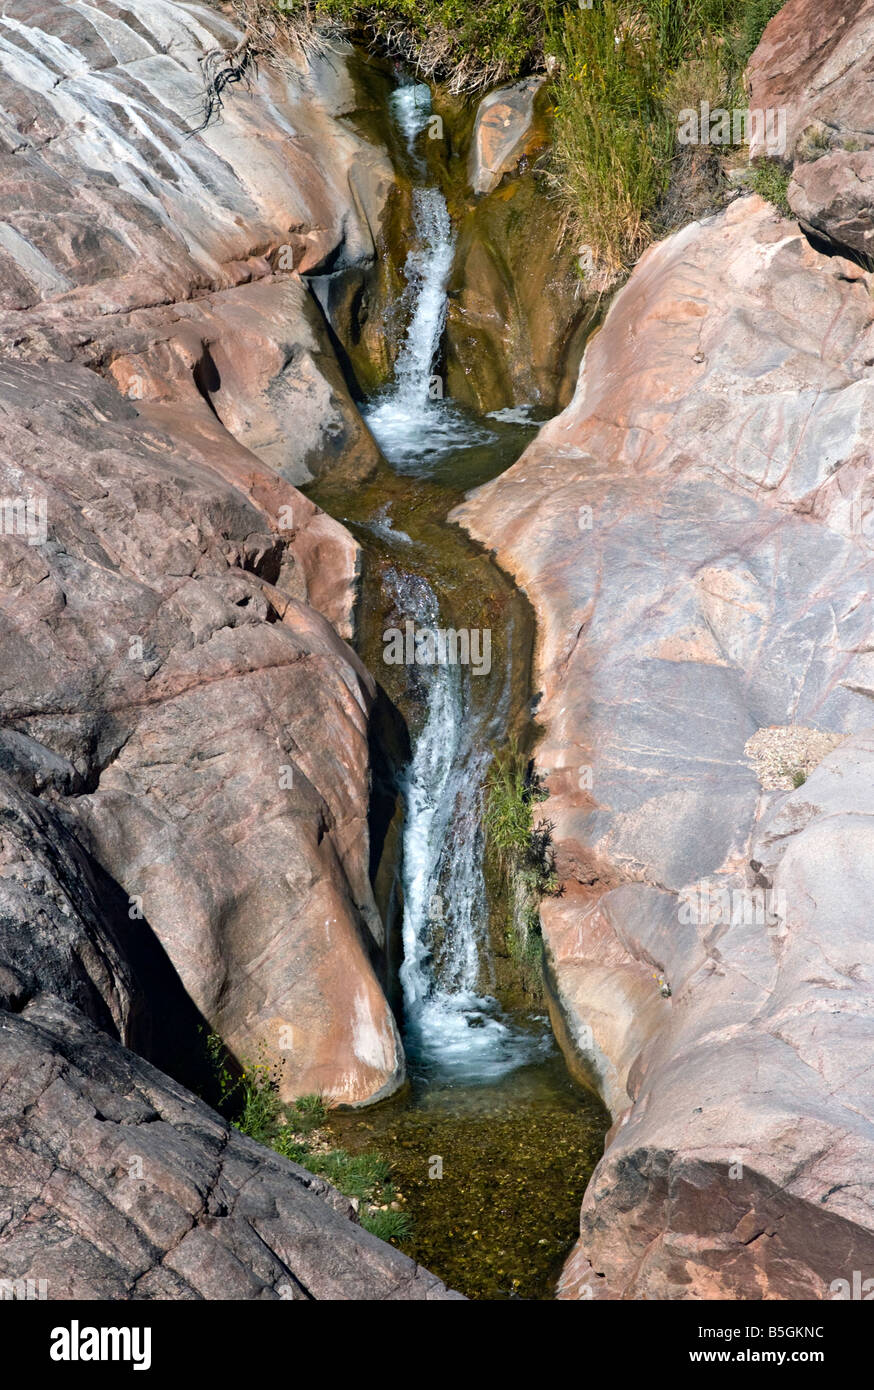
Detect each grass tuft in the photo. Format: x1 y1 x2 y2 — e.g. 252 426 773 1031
484 738 561 978
749 157 791 215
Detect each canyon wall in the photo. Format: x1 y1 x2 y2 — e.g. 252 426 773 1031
0 0 449 1296
455 6 874 1298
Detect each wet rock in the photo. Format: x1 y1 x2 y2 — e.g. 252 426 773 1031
468 79 545 196
446 174 594 414
455 194 874 1297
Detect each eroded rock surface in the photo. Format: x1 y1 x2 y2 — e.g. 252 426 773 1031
0 0 389 484
455 194 874 1297
0 1000 459 1300
0 0 424 1300
468 78 544 196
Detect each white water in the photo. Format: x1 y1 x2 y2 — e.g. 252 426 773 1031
376 85 552 1083
366 85 492 472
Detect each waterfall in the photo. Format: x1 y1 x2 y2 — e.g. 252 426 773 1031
372 86 551 1083
365 85 490 473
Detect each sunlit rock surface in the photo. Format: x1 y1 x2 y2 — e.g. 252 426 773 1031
456 194 874 1297
0 0 410 1305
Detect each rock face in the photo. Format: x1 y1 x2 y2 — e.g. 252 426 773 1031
0 0 406 1105
0 4 421 1312
747 0 874 263
468 79 544 196
0 999 460 1300
455 193 874 1297
0 0 390 485
446 172 593 414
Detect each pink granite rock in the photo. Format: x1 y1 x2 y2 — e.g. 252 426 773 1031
456 195 874 1298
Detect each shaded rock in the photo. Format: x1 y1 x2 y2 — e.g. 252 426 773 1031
446 173 594 414
455 194 874 1297
468 79 544 196
0 999 462 1300
788 149 874 265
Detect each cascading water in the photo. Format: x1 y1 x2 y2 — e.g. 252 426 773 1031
368 84 551 1083
366 85 491 471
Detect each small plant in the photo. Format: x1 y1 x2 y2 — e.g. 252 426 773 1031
749 158 791 216
360 1208 414 1244
202 1037 411 1247
484 738 561 978
797 125 832 162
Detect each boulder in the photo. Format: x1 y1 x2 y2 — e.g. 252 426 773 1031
468 79 544 196
455 194 874 1297
788 149 874 264
747 0 874 261
446 173 593 413
0 356 403 1106
0 0 391 483
0 999 461 1300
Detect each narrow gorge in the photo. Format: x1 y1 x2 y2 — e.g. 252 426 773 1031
0 0 872 1327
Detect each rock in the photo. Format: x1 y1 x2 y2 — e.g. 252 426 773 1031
0 0 409 1111
0 999 462 1300
788 150 874 264
747 0 874 260
0 0 391 484
0 0 446 1296
468 79 545 196
446 173 594 414
454 194 874 1297
0 355 403 1107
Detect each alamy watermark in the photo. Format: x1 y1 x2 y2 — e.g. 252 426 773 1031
383 621 491 676
0 1277 48 1299
678 102 787 156
0 493 47 546
679 879 787 936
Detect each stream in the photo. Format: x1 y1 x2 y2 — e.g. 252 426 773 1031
308 81 609 1301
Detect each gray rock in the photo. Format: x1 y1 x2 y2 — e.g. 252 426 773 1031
0 999 462 1301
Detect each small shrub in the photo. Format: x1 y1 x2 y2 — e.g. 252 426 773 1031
749 158 791 215
485 738 561 977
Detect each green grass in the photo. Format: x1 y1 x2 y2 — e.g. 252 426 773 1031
484 739 560 975
234 1 788 269
254 0 570 92
749 157 791 215
360 1207 414 1242
547 0 789 273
